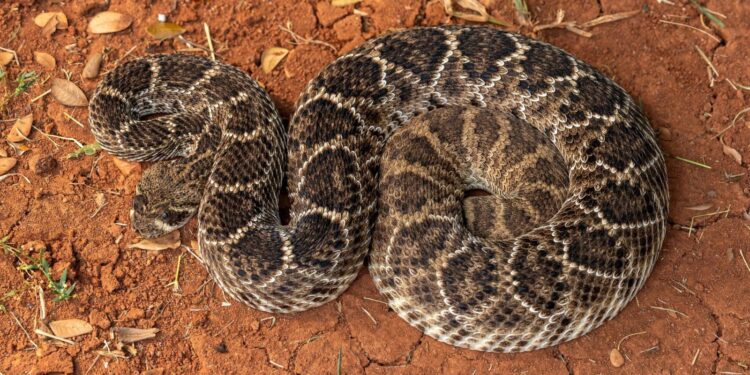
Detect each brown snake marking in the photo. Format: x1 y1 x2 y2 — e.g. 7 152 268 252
89 26 668 352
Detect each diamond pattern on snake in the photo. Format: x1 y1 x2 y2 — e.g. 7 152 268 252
88 26 668 352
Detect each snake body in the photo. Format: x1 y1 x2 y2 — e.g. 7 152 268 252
89 26 668 352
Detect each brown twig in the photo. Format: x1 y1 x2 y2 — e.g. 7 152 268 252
659 20 721 42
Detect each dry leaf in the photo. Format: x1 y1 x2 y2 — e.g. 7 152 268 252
7 114 33 142
51 78 88 107
82 53 103 79
112 157 140 176
34 51 56 70
609 348 625 367
331 0 363 6
127 231 180 251
260 47 289 74
721 142 742 165
0 51 13 66
34 12 68 29
95 192 107 208
88 11 133 34
146 22 185 40
443 0 502 24
114 327 159 343
41 17 59 38
0 148 7 157
49 319 93 338
0 158 18 175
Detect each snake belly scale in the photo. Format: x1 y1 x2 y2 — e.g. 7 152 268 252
88 26 668 352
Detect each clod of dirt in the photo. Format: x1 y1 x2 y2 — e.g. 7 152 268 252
610 348 625 367
82 53 103 79
122 308 145 321
657 127 672 141
333 15 363 41
6 114 33 142
34 348 74 375
88 309 111 329
111 157 140 176
29 154 58 176
51 79 88 107
49 319 93 339
87 11 133 34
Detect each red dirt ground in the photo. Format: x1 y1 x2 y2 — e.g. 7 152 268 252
1 0 749 374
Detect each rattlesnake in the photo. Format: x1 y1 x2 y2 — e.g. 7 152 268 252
88 26 668 352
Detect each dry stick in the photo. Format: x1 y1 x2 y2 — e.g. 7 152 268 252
260 316 276 328
659 20 721 43
64 112 85 128
739 250 750 274
30 89 52 103
726 79 750 91
363 296 388 305
83 355 101 375
203 23 215 61
9 311 38 349
694 45 719 85
674 156 712 169
361 307 378 326
38 286 46 321
279 22 337 52
649 305 688 317
617 331 647 351
0 46 20 66
34 328 75 344
33 126 84 148
0 173 31 184
715 107 750 139
534 9 639 37
692 348 701 366
689 206 731 237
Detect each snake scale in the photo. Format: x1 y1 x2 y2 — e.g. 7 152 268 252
89 26 668 352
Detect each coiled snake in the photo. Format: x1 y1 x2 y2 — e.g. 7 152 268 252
89 26 668 352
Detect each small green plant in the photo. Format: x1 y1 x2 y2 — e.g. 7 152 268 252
0 68 6 81
512 0 529 17
1 235 20 256
13 71 37 97
0 70 37 112
690 0 725 28
1 237 76 302
19 251 76 302
67 143 102 159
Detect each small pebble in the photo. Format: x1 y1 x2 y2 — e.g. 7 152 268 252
610 348 625 367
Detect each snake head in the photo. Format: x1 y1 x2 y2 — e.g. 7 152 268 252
130 161 202 238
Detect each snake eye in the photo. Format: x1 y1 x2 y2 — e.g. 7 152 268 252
133 195 148 212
